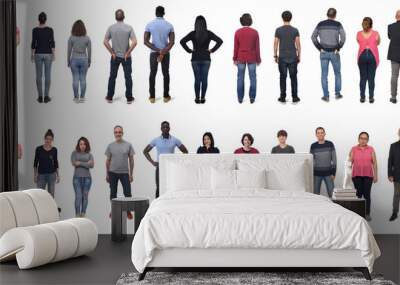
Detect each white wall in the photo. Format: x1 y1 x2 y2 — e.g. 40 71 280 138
17 0 399 234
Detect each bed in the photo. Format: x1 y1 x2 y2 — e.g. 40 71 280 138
131 154 380 280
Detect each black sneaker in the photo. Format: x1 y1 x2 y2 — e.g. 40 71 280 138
335 93 343 99
369 97 375 104
321 96 329 102
390 97 397 104
292 97 301 103
105 96 113 103
250 98 255 104
278 97 286 103
195 97 200 104
127 97 135 104
238 100 243 104
37 97 43 103
200 98 206 104
360 97 366 103
43 96 51 103
389 213 398 221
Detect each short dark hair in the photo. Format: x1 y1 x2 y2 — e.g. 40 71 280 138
240 13 252 26
44 129 54 138
315 127 325 133
161 121 169 127
38 12 47 24
71 20 86 37
114 125 123 131
327 8 337 18
359 131 370 139
156 6 165 17
115 9 125 21
241 133 254 145
202 132 215 148
362 17 373 31
277 130 288 138
75 137 91 153
282 10 292 22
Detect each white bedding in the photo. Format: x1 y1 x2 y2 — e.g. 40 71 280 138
131 190 380 273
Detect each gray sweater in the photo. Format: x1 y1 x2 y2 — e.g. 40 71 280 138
311 19 346 52
71 151 94 177
67 35 91 65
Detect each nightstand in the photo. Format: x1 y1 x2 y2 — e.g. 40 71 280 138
332 198 366 218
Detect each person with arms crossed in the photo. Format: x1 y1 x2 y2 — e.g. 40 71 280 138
311 8 346 102
310 127 337 198
388 128 400 221
105 126 135 219
144 6 175 103
274 10 301 104
387 10 400 104
104 9 137 104
143 121 188 198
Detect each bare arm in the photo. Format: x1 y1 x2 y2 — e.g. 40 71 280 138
103 37 116 58
144 31 159 52
125 36 137 59
105 156 111 182
273 37 279 63
161 31 175 55
295 36 301 62
178 144 189 154
376 33 381 45
128 155 134 177
143 144 157 166
372 151 378 182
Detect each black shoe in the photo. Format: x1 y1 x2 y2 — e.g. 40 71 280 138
127 97 135 104
238 100 243 104
200 98 206 104
250 98 255 104
37 97 43 103
43 96 51 103
360 97 366 103
321 96 329 102
57 207 61 213
390 97 397 104
369 97 375 104
105 96 113 103
278 97 286 103
292 97 300 103
389 213 398 221
335 93 343 99
195 97 200 104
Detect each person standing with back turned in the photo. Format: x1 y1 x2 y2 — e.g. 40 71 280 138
387 10 400 104
311 8 346 102
104 9 137 104
144 6 175 104
388 128 400 221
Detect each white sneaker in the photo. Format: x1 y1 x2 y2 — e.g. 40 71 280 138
73 98 79 103
365 215 372 221
79 97 85 103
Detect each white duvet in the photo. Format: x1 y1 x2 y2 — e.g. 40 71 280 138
131 189 380 272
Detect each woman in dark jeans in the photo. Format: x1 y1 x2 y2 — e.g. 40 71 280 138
197 132 220 153
349 132 378 222
356 17 381 103
34 129 60 198
180 15 223 104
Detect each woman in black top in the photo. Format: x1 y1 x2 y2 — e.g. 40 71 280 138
197 132 220 153
31 12 55 103
180 16 223 104
34 129 59 197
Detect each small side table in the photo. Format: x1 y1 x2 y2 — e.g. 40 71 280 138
332 197 366 218
111 197 149 242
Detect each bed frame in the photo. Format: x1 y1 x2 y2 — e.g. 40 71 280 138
139 154 371 281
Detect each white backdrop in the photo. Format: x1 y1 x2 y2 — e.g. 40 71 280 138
16 0 399 234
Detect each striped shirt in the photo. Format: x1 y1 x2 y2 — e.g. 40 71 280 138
310 140 337 176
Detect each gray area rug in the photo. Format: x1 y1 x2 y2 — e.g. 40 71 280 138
116 272 396 285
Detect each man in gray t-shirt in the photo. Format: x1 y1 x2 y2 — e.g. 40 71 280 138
105 125 135 219
274 10 301 103
104 9 137 103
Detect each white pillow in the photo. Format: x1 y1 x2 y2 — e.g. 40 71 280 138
167 163 210 191
236 169 267 189
266 161 307 191
211 168 237 190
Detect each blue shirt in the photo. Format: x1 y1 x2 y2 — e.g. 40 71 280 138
145 17 174 50
150 135 182 161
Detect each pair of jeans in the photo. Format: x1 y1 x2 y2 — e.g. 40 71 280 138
237 63 257 102
278 59 298 99
73 176 92 215
191 61 211 99
107 56 133 99
149 52 170 98
37 172 56 197
391 61 400 99
320 51 341 97
358 49 377 99
108 172 132 200
70 57 88 98
352 176 373 215
34 54 52 98
393 182 400 214
314 175 335 198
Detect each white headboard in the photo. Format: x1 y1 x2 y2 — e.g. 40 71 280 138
159 153 313 195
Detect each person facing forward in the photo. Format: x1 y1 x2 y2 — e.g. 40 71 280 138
349 132 378 222
180 16 223 104
105 126 135 219
234 133 259 154
388 128 400 221
104 9 137 104
197 132 220 153
311 8 346 102
143 122 188 198
271 130 295 154
144 6 175 104
274 10 301 104
233 13 261 104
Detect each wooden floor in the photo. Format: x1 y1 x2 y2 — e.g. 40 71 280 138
0 235 399 285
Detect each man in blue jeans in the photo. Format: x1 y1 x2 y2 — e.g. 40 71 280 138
104 9 137 104
311 8 346 102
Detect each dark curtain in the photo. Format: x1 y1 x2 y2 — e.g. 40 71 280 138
0 0 18 192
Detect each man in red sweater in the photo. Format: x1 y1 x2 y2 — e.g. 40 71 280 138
233 13 261 104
